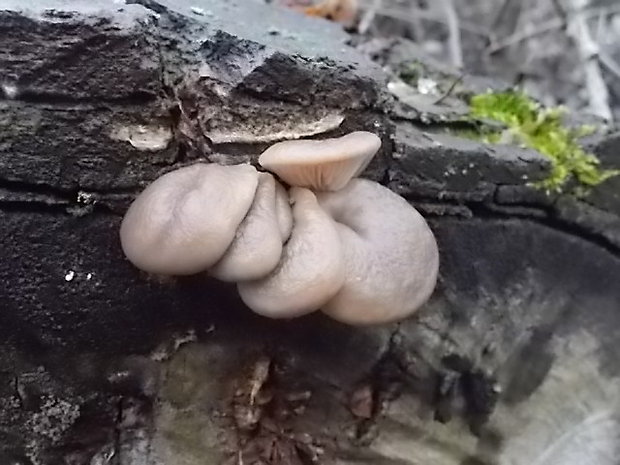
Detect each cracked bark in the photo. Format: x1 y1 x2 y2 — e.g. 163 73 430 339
1 1 620 465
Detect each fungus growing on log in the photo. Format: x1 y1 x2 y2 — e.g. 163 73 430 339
274 180 294 241
237 187 346 318
211 173 288 282
317 179 439 325
120 163 259 275
258 131 381 191
119 131 438 325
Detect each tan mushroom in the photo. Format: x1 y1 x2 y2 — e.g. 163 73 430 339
237 187 345 318
258 131 381 191
316 179 439 325
274 180 293 241
210 173 290 282
119 163 259 275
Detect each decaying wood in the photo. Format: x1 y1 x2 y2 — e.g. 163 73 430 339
1 1 620 464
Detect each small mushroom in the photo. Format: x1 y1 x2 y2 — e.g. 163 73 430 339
238 187 345 318
258 131 381 191
120 163 259 275
316 179 439 325
210 173 290 282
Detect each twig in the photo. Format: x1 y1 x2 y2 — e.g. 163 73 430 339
366 5 491 38
489 0 522 47
433 74 464 106
438 0 463 69
488 17 565 53
550 0 568 23
487 4 620 54
598 49 620 80
357 0 382 34
594 10 606 43
565 0 612 121
491 0 518 31
408 0 426 43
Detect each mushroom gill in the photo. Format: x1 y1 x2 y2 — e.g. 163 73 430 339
258 131 381 191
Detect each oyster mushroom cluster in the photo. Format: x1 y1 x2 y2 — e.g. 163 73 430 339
120 132 439 325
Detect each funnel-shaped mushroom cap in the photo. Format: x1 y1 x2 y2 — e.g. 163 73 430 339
316 179 439 325
210 173 289 282
258 131 381 191
238 187 345 319
120 163 259 275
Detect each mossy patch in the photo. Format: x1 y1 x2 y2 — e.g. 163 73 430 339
464 90 619 192
399 61 426 86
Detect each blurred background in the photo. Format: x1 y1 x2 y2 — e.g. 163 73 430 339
274 0 620 121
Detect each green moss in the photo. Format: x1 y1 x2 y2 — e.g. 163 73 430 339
466 90 618 192
399 61 425 86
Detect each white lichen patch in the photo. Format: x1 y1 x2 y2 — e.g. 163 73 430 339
26 395 80 443
150 330 198 362
76 191 96 205
417 77 439 95
206 113 345 144
110 124 173 151
2 82 19 99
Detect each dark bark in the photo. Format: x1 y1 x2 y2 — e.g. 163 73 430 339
0 1 619 464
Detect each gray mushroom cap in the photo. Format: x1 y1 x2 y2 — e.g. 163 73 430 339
316 179 439 325
258 131 381 191
119 163 259 275
274 180 293 241
237 187 345 319
210 173 290 282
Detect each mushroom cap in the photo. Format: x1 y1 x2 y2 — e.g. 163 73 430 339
258 131 381 191
210 173 288 282
274 180 293 241
237 187 345 319
316 179 439 325
120 163 259 275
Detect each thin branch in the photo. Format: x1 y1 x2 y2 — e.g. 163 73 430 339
491 0 519 31
366 5 492 38
433 74 464 105
565 0 612 121
408 0 426 43
550 0 568 22
438 0 463 69
598 50 620 80
487 4 620 54
594 11 606 43
487 17 565 53
358 0 382 34
490 0 523 46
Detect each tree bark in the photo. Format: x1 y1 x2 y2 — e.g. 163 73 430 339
1 1 619 464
